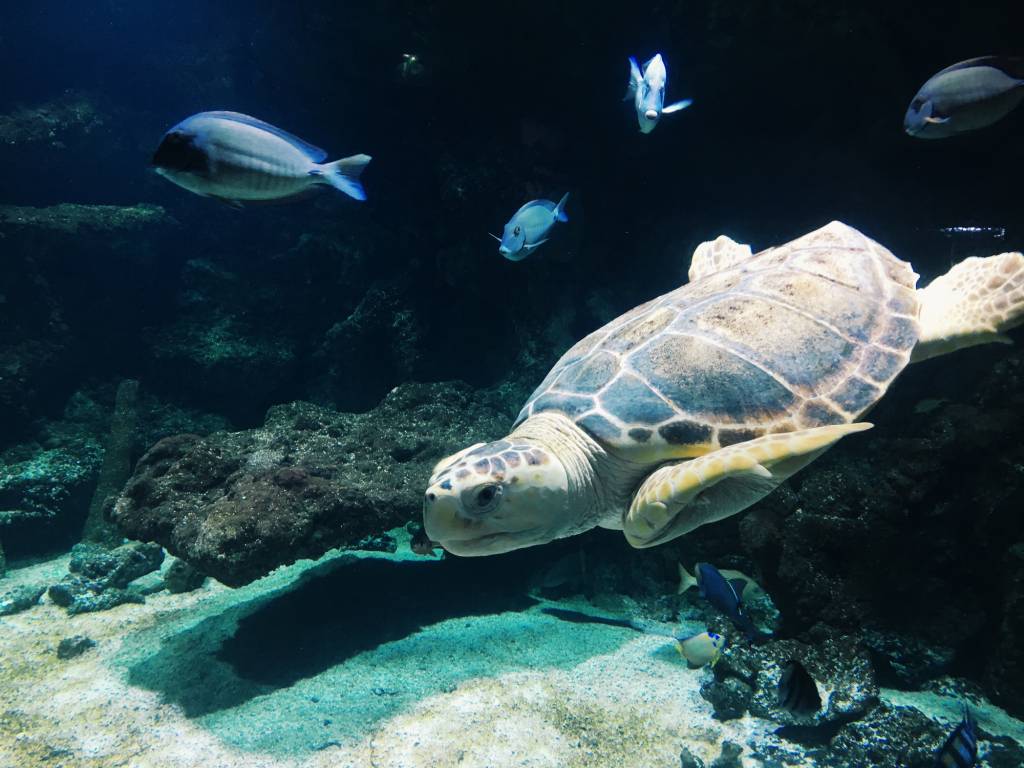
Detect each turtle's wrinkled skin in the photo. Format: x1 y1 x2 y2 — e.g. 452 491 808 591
424 221 1024 556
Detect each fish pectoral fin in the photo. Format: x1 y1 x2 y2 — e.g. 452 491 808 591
662 99 694 114
211 196 245 210
523 239 549 251
924 115 950 124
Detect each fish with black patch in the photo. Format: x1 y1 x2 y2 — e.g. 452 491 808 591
152 111 371 206
777 660 821 717
935 706 978 767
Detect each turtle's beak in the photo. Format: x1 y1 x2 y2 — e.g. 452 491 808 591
422 483 471 544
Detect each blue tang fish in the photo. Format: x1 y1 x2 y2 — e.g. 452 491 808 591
152 111 371 206
492 192 569 261
695 562 769 642
624 54 693 134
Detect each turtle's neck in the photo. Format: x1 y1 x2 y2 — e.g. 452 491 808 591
510 412 639 532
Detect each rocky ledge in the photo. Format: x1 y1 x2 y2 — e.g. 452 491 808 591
112 382 511 586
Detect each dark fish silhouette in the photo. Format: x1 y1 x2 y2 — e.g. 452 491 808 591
777 660 821 716
935 706 978 767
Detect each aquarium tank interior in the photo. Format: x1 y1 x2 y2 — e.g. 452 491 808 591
3 1 1024 766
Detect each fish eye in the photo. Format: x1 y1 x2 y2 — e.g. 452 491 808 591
513 225 521 236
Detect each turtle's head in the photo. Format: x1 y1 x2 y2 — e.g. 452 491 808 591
423 438 570 556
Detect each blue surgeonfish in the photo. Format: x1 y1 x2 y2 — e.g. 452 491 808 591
694 562 769 642
905 57 1024 139
152 111 371 206
675 631 725 668
492 193 569 261
678 562 764 602
935 706 978 767
776 660 822 716
624 54 692 134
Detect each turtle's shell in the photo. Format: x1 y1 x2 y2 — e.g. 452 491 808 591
515 222 921 462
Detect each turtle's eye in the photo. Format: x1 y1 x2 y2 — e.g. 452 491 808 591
462 483 502 514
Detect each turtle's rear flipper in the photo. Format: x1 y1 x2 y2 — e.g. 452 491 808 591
623 423 872 548
912 251 1024 362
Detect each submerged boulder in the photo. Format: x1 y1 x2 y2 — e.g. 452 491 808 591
112 381 512 586
48 541 164 615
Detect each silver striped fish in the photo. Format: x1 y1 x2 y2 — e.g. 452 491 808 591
152 111 370 206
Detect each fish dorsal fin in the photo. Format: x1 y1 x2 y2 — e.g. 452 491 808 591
688 235 754 282
201 111 328 162
935 56 1024 80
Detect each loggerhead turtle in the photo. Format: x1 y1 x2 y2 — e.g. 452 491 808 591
424 222 1024 556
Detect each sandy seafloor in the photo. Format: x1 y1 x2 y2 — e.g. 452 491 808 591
2 535 1023 768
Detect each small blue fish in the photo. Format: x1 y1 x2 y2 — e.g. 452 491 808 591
695 562 769 642
624 54 693 134
935 706 978 767
152 111 371 206
492 193 569 261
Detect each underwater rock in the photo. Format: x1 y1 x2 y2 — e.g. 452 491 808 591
162 558 207 594
700 676 752 721
112 381 511 586
353 533 398 553
987 542 1024 713
56 635 96 660
311 278 425 412
81 379 140 546
0 203 174 235
709 741 744 768
817 702 945 767
0 202 178 444
0 91 105 146
68 541 164 587
0 444 104 557
0 584 46 616
706 631 877 728
47 541 163 615
144 264 298 424
48 577 145 615
862 628 955 689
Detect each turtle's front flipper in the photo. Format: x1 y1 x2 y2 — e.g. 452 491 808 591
624 423 872 548
912 251 1024 362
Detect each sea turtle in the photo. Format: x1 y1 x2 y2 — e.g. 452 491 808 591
424 222 1024 556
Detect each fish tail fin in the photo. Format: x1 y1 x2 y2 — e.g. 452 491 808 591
554 192 569 223
677 563 697 594
624 57 642 100
318 153 372 201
